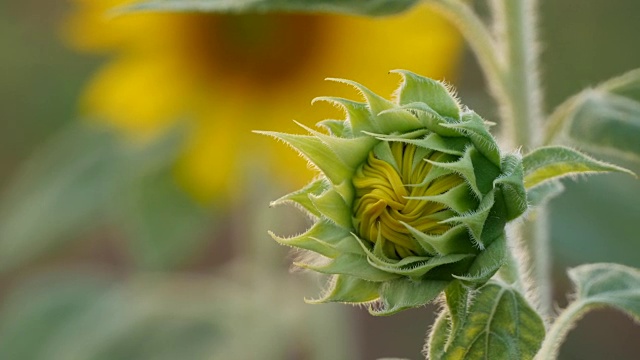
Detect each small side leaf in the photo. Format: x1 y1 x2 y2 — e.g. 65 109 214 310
120 0 420 16
428 281 545 360
535 263 640 360
568 263 640 321
522 145 635 189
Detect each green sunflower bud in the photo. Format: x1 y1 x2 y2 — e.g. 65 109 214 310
258 70 527 315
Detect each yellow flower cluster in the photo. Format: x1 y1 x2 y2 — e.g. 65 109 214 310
64 0 462 203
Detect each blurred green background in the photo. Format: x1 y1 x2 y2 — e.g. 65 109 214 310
0 1 639 359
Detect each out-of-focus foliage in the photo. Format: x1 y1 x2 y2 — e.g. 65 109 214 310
121 0 420 16
545 69 640 160
0 125 188 272
0 266 352 360
0 1 461 356
64 0 462 203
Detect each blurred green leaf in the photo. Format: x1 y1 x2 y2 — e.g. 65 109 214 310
0 272 221 360
117 172 211 270
427 281 545 360
522 145 635 189
526 180 564 207
536 263 640 359
0 272 113 360
545 68 640 160
0 124 184 272
120 0 420 16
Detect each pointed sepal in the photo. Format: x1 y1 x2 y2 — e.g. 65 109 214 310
369 278 449 316
306 275 380 304
391 69 461 119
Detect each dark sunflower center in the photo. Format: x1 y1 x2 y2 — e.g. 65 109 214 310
178 13 322 87
352 142 463 260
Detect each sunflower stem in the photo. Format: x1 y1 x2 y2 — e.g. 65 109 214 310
498 238 524 292
534 298 586 359
491 0 551 318
425 0 507 109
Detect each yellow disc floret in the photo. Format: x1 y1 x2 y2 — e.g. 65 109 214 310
353 142 463 260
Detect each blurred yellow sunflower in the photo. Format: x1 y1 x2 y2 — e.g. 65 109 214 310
64 0 462 203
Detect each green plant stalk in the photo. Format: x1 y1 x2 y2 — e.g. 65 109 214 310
522 208 551 318
494 0 543 149
494 0 551 318
534 299 586 359
498 234 525 292
425 0 505 103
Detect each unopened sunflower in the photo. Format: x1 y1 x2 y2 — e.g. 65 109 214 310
260 71 527 315
64 0 462 202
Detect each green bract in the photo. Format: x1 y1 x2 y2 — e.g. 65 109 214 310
259 70 527 315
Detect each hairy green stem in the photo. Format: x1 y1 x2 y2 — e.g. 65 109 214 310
522 209 552 318
498 235 524 292
425 0 507 110
491 0 551 318
492 0 543 149
534 300 587 359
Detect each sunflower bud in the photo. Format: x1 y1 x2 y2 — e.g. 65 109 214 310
258 70 527 315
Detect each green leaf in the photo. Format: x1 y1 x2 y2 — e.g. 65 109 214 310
536 263 640 360
120 0 420 16
0 124 184 272
544 68 640 160
522 145 635 189
427 281 545 360
116 172 211 271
